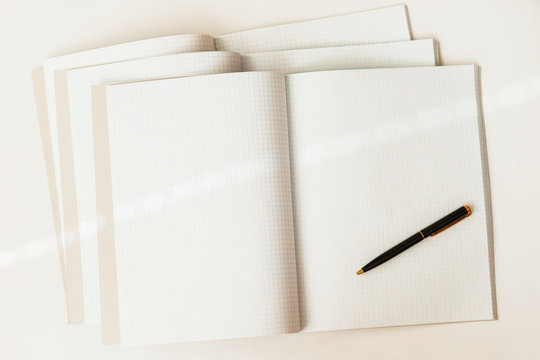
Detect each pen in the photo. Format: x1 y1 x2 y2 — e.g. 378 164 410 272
356 205 472 275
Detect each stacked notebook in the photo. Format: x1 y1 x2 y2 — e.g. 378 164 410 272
32 5 496 345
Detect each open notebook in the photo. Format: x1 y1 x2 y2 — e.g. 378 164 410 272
32 6 411 322
92 66 495 345
56 39 438 326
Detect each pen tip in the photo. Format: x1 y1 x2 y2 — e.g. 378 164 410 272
356 269 364 275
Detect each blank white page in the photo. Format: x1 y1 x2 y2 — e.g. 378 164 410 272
93 72 298 345
56 51 242 325
285 66 495 332
215 5 411 53
242 39 438 73
36 34 215 322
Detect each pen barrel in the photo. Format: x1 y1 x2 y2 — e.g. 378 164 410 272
362 232 424 272
360 206 471 273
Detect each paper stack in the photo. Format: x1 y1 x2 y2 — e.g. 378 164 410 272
32 5 496 345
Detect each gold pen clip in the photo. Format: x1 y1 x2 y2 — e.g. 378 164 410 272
431 205 472 237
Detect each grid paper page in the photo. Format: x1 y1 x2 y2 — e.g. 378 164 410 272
242 39 438 73
215 5 410 54
285 66 495 332
56 51 242 325
94 72 299 345
37 34 215 321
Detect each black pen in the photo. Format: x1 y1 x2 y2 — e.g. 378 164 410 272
356 205 472 275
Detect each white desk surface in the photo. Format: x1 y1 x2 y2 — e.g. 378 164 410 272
1 0 539 358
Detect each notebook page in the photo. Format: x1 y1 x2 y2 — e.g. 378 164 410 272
35 34 215 317
55 51 242 325
242 39 438 73
215 5 411 54
285 66 495 332
93 72 298 345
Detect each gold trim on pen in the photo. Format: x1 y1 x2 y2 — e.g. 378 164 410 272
356 269 364 275
419 231 425 239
